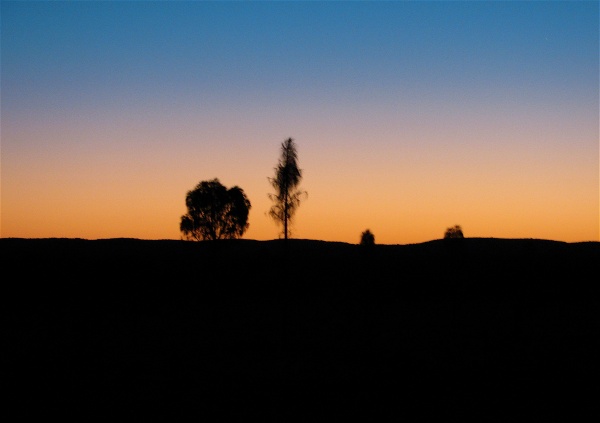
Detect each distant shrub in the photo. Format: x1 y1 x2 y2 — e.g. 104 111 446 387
444 225 464 239
360 229 375 246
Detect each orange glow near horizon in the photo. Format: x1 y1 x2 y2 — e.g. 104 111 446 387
2 120 598 244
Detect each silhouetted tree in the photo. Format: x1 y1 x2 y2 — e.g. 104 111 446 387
268 138 307 240
180 178 251 241
444 225 464 239
360 229 375 246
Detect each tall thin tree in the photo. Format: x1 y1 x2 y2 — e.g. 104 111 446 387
268 137 307 240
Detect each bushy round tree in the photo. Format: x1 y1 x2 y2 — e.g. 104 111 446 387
180 178 251 241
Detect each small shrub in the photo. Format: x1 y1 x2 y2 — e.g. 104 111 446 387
444 225 464 239
360 229 375 246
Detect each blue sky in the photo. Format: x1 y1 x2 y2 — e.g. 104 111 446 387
2 1 598 243
5 1 596 115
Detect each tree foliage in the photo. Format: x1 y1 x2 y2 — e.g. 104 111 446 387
268 138 307 240
360 229 375 246
180 178 251 241
444 225 464 239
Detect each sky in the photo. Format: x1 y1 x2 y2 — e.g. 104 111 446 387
1 0 598 244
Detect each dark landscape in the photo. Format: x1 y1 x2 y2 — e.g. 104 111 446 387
4 237 599 418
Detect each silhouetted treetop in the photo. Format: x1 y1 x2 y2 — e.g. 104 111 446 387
268 138 307 240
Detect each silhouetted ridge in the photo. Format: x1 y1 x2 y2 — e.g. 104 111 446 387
4 237 597 417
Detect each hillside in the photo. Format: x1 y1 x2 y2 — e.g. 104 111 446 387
4 237 599 418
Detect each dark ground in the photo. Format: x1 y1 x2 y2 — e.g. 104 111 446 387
3 237 599 419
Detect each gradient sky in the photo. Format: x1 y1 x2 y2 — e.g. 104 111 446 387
2 0 598 244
